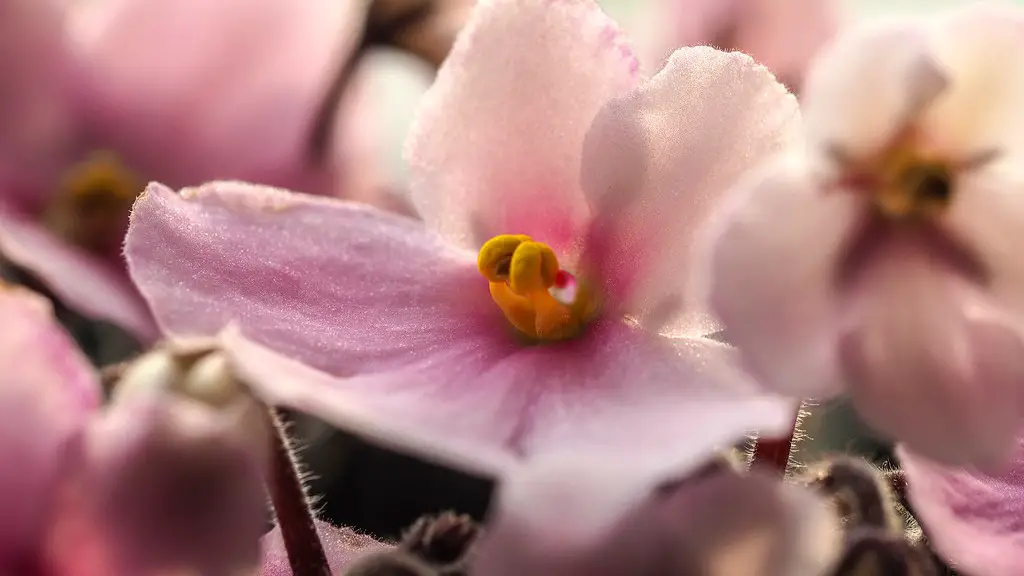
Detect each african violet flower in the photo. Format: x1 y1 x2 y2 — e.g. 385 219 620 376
697 3 1024 467
470 453 840 575
0 0 386 342
900 438 1024 576
0 285 272 575
126 0 799 472
644 0 841 92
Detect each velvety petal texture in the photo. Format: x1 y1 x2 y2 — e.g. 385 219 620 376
260 521 389 576
472 455 840 576
69 0 366 194
901 442 1024 576
0 286 99 564
581 47 799 335
405 0 639 253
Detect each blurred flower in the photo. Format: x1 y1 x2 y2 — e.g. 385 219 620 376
697 3 1024 467
0 0 404 342
644 0 841 92
900 439 1024 576
125 0 798 473
470 454 840 576
0 288 273 575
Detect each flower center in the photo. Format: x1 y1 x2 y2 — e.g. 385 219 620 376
45 151 142 254
477 234 599 342
864 143 954 220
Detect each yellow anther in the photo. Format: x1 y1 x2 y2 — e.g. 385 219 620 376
478 234 532 282
478 234 599 343
61 151 141 202
869 141 953 220
508 241 559 294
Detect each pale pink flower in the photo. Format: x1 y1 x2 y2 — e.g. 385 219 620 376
0 0 374 341
644 0 842 91
900 439 1024 576
698 3 1024 468
471 454 840 576
125 0 799 472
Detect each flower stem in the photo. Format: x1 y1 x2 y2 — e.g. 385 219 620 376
751 407 801 475
266 407 331 576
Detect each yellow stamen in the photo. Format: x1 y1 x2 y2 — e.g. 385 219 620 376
478 234 599 342
62 151 141 202
869 141 953 220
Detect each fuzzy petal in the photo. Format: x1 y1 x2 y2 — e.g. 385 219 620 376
259 521 389 576
900 442 1024 576
0 0 78 199
699 154 861 397
223 320 795 473
474 455 840 576
404 0 639 252
70 0 365 194
0 207 158 341
839 227 1024 468
0 286 99 560
125 181 495 377
801 19 936 164
919 3 1024 157
581 46 799 335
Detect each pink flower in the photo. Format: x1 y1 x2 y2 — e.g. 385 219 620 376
471 454 840 575
0 285 271 575
0 0 374 341
900 438 1024 576
645 0 842 92
698 3 1024 468
125 0 799 472
259 520 389 576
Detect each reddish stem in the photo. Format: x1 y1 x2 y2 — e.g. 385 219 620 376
751 409 800 475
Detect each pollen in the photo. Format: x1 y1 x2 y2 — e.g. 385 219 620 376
851 140 955 220
478 234 599 342
62 151 141 202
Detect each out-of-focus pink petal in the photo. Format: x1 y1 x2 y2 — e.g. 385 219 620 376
919 3 1024 156
0 286 99 561
404 0 639 252
260 520 390 576
801 19 935 164
474 455 840 576
69 0 366 194
839 226 1024 468
0 0 78 203
699 154 861 397
223 320 795 473
125 181 496 377
0 207 158 341
900 442 1024 576
581 47 799 335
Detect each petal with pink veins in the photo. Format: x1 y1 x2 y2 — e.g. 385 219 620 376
0 286 99 562
125 181 498 377
900 441 1024 576
838 224 1024 468
404 0 639 253
0 207 158 341
68 0 365 194
698 154 862 398
222 319 795 473
260 520 390 576
580 46 799 335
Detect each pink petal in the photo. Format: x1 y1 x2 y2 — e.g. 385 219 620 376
801 19 937 164
404 0 639 252
259 520 389 576
900 442 1024 576
0 286 99 560
222 319 796 473
581 46 799 335
839 226 1024 468
69 0 366 195
918 3 1024 156
0 0 78 201
0 206 158 341
125 181 494 378
699 155 861 397
474 455 839 576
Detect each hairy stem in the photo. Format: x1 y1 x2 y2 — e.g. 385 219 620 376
751 408 800 475
266 407 331 576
